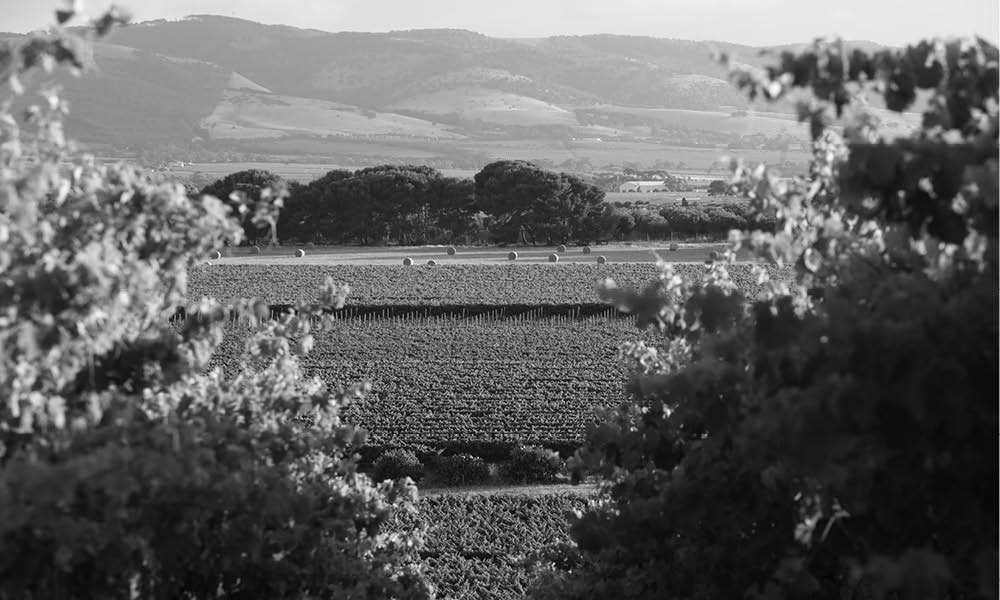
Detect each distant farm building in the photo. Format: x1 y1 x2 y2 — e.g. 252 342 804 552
619 181 668 193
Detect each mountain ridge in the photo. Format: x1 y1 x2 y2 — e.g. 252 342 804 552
6 16 921 171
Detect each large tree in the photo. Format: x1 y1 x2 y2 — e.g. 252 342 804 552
474 160 607 244
279 169 354 243
530 37 998 600
474 160 564 244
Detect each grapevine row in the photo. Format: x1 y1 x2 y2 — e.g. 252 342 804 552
213 315 658 448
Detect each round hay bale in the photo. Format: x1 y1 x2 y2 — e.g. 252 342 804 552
446 246 457 255
556 244 567 253
669 243 679 251
251 245 261 254
403 257 413 266
295 249 306 258
548 254 559 263
596 255 607 264
708 250 719 262
508 251 518 261
582 246 592 254
427 259 437 265
211 251 221 260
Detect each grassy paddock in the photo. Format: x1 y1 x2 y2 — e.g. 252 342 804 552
604 191 745 206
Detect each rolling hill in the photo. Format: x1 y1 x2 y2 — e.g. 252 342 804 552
5 16 921 170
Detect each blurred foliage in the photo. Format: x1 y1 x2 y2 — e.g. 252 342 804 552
530 36 998 600
0 6 431 599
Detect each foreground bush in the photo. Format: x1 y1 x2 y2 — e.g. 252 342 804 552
0 12 430 600
531 37 998 599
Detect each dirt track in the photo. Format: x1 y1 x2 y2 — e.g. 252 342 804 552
208 243 748 266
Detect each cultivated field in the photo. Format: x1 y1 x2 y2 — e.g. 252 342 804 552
389 493 589 600
216 313 656 448
194 246 788 599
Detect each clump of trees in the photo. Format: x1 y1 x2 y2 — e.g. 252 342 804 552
205 160 613 246
0 10 431 599
278 165 477 245
529 37 998 600
473 160 610 245
611 202 776 240
206 161 760 245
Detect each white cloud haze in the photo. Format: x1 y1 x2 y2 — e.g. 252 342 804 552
1 0 997 46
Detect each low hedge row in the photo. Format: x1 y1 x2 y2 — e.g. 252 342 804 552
365 445 566 486
356 440 580 465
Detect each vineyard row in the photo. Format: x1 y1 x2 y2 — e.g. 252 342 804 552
212 315 659 449
389 493 590 600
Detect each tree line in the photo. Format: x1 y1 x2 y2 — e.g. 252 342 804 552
200 162 766 246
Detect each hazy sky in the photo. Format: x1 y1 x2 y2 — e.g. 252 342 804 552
2 0 998 46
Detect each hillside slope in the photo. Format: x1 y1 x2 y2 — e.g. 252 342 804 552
6 18 920 167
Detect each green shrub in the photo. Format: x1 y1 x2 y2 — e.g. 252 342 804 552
429 454 492 486
532 37 998 600
0 14 430 600
374 448 425 482
503 445 564 483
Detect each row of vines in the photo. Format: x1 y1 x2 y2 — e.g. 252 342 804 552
211 315 658 449
390 494 588 600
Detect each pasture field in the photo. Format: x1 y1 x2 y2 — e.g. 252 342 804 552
456 140 811 172
189 258 779 306
174 140 810 175
389 87 577 127
202 90 463 141
170 161 478 182
216 314 656 448
596 105 921 138
603 191 745 206
390 493 590 600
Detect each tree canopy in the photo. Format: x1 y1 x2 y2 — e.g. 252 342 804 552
529 36 998 600
0 10 431 599
473 160 609 244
